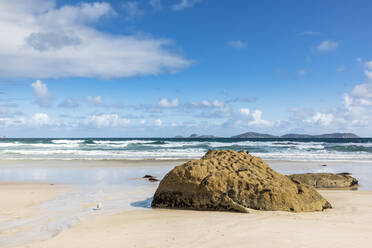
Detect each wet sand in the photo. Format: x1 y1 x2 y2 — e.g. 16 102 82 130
19 190 372 248
0 183 68 219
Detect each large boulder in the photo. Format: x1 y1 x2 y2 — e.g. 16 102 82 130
152 150 331 213
288 173 358 189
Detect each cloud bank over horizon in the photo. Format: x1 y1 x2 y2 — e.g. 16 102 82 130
0 0 372 137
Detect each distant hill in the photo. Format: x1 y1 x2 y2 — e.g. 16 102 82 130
280 133 360 138
231 132 278 138
232 132 360 139
310 133 360 138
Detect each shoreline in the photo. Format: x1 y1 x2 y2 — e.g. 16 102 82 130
0 158 371 168
0 159 190 168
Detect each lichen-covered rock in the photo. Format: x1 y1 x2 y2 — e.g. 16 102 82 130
288 173 358 189
152 150 331 213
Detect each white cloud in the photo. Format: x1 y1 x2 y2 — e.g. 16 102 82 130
31 80 53 107
0 0 190 78
83 114 130 128
212 100 224 108
140 119 145 124
239 108 250 116
30 113 54 126
364 61 372 80
306 112 334 126
158 98 179 107
122 1 144 20
352 83 372 98
356 57 362 63
227 40 247 49
201 100 211 107
248 110 272 127
154 119 162 126
317 40 338 51
172 0 201 11
191 100 224 108
343 94 353 109
59 98 79 108
88 96 104 105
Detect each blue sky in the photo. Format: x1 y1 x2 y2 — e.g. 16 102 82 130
1 0 372 137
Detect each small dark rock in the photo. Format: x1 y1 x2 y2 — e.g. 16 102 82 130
321 164 327 167
148 178 159 182
143 175 154 178
338 172 351 176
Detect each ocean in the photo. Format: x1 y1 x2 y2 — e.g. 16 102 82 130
1 137 372 161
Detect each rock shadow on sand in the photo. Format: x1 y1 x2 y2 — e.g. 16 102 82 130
131 197 153 209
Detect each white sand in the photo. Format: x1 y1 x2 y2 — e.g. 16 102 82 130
19 190 372 248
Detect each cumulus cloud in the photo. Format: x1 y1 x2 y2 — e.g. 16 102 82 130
158 98 179 107
189 100 230 119
352 83 372 98
30 113 54 126
239 108 250 116
305 112 334 126
248 110 272 127
83 114 130 128
172 0 201 11
227 40 247 49
31 80 53 107
0 0 190 78
316 40 338 51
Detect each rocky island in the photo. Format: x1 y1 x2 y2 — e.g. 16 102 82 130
231 132 360 139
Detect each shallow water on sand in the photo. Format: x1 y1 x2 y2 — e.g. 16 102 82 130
0 161 173 247
0 159 372 247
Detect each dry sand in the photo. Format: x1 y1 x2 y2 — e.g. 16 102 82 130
16 190 372 248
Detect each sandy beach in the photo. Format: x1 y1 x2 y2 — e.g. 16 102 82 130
1 159 372 248
3 188 371 248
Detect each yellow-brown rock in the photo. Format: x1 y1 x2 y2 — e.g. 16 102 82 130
288 173 358 189
152 150 331 213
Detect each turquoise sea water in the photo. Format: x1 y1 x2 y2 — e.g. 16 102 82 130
1 138 372 161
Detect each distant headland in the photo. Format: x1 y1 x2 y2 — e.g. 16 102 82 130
175 132 360 139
